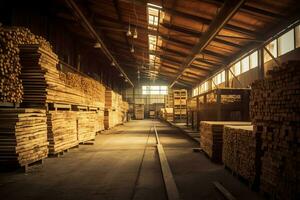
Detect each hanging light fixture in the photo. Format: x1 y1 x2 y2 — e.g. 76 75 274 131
126 17 132 37
133 28 138 39
111 61 115 66
119 73 124 77
93 42 101 48
130 45 135 53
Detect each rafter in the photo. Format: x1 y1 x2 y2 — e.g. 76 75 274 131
169 0 246 87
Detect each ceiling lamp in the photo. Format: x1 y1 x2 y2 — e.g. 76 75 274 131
130 45 135 53
133 28 138 39
125 79 128 82
111 62 115 66
126 17 132 37
93 42 101 48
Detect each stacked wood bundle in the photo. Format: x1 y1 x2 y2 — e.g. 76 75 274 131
0 108 48 167
173 89 187 122
104 110 118 129
250 61 300 199
77 111 97 142
94 110 104 133
164 108 173 121
19 45 105 108
223 125 260 186
46 111 78 155
105 89 117 110
200 121 251 162
135 104 144 120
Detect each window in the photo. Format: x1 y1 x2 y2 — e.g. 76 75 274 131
296 25 300 48
250 51 258 69
213 71 225 85
193 87 199 97
142 86 167 95
233 62 241 76
241 56 249 73
278 29 294 56
148 35 157 51
199 81 209 94
264 39 277 63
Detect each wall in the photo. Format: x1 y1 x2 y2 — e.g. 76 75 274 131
0 0 126 93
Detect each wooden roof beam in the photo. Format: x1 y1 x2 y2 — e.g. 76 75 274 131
163 7 257 37
64 0 134 87
169 0 246 88
160 24 243 49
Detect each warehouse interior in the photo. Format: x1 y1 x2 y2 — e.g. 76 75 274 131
0 0 300 199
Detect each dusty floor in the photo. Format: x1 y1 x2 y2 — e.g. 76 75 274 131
0 120 263 200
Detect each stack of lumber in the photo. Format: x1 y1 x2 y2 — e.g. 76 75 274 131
173 89 187 122
0 26 50 103
200 121 251 162
164 108 173 121
135 104 144 120
94 110 104 133
0 108 48 167
104 89 122 129
104 110 117 129
19 44 105 108
105 89 117 110
77 111 97 143
223 125 259 186
46 111 78 155
250 61 300 199
164 89 173 108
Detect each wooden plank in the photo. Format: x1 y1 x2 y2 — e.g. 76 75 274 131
154 126 181 200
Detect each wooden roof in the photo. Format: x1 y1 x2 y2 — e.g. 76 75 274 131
53 0 300 88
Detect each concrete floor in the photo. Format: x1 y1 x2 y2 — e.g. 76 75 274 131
0 120 263 200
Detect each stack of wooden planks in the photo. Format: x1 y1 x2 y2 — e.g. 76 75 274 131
0 108 48 167
173 89 187 122
200 121 251 162
19 44 105 108
47 111 78 155
104 110 117 129
223 125 260 187
77 111 96 143
135 104 144 120
250 61 300 199
94 110 105 133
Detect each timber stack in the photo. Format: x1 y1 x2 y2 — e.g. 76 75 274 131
77 111 97 143
0 108 48 167
200 121 251 163
223 125 260 188
47 111 78 155
250 61 300 199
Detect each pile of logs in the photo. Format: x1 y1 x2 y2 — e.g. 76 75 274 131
0 27 54 103
200 121 251 162
47 111 78 155
0 108 48 167
250 61 300 199
223 125 260 187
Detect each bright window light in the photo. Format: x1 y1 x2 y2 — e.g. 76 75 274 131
278 29 295 56
264 39 277 63
250 51 258 69
296 25 300 48
241 56 249 73
233 62 241 76
142 85 168 95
